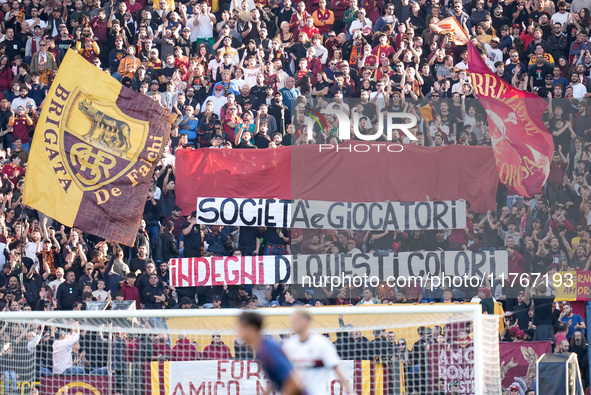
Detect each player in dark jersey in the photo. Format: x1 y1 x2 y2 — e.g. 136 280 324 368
237 312 307 395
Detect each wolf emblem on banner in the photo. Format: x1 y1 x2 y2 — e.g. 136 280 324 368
78 99 132 155
23 49 174 246
61 90 149 191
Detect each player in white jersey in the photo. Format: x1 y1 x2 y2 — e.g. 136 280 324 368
283 310 352 395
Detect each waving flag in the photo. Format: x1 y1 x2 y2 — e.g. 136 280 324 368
24 50 175 245
467 42 554 198
429 16 469 45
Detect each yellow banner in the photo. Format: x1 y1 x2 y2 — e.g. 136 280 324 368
553 271 585 301
23 50 174 245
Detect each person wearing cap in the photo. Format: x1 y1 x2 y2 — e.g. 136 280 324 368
477 287 494 314
181 211 204 258
234 111 258 148
147 79 161 98
205 294 223 309
130 64 151 91
148 48 163 69
76 34 101 64
247 294 259 308
507 383 522 395
175 27 193 57
202 83 229 118
76 261 95 286
177 296 196 309
483 36 503 64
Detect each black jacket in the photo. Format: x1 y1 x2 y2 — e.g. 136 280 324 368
155 232 179 262
56 281 82 310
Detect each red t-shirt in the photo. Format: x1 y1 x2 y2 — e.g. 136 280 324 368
2 163 23 186
300 26 320 40
372 45 395 61
548 161 567 185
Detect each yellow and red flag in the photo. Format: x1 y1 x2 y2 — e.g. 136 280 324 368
418 102 436 124
24 50 175 245
429 16 469 45
467 42 554 197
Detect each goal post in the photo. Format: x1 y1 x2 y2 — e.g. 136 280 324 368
0 304 500 395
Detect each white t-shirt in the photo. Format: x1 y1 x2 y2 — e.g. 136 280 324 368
243 67 261 87
229 0 256 12
196 13 214 39
25 18 48 29
186 16 200 42
349 19 373 36
551 11 571 27
231 78 247 90
455 61 469 70
25 241 39 263
283 333 340 395
48 278 65 294
92 290 109 301
202 95 228 117
52 331 79 374
572 82 587 100
11 97 36 111
484 44 503 64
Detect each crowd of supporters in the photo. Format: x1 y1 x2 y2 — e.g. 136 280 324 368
0 0 587 391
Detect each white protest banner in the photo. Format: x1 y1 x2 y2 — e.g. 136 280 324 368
169 255 291 287
169 251 507 287
167 360 353 395
196 198 292 228
196 198 466 231
293 251 508 286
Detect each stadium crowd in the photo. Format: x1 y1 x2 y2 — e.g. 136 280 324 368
0 0 586 391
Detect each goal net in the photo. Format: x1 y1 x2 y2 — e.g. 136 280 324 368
0 305 500 395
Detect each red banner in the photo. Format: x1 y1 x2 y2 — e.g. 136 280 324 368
428 344 475 394
40 376 110 395
499 341 551 390
467 42 554 198
176 143 498 214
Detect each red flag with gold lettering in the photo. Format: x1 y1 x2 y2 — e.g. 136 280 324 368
467 42 554 197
